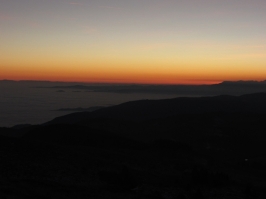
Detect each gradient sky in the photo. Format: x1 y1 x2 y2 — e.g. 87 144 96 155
1 0 266 84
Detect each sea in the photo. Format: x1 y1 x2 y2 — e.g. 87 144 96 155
0 81 180 127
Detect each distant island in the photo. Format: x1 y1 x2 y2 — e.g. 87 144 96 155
2 79 266 96
44 80 266 96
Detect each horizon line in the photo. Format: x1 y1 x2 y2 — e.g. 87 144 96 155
1 79 266 86
0 79 225 86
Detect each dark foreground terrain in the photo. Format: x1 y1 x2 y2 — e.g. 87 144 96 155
1 93 266 198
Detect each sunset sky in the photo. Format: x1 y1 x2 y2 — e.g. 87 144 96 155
1 0 266 84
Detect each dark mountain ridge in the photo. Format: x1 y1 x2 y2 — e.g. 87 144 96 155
45 92 266 125
2 91 266 198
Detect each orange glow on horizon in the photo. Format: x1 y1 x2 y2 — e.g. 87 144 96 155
1 56 266 85
1 64 265 86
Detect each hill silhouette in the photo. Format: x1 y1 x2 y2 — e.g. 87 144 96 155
2 92 266 198
45 92 266 125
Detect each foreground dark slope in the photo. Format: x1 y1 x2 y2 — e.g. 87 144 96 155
46 92 266 125
2 92 266 198
23 124 145 150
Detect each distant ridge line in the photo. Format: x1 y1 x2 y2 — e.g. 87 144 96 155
44 92 266 125
2 79 266 86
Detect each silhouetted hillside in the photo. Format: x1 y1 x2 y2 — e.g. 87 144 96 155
2 92 266 198
23 124 145 150
45 92 266 125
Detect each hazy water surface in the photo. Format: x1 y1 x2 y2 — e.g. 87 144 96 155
0 81 179 127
